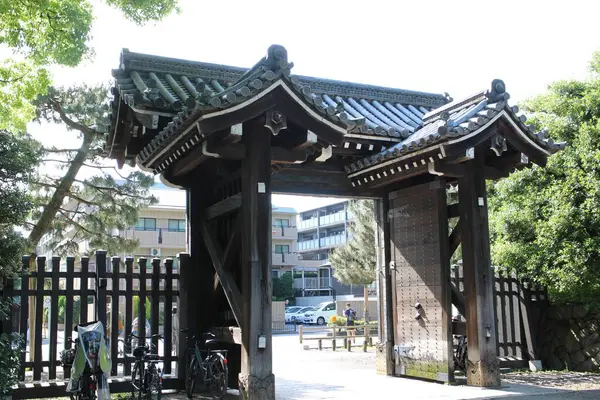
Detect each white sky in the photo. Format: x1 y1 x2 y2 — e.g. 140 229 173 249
26 0 600 212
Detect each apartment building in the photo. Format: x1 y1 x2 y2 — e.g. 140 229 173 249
270 206 298 278
295 201 365 299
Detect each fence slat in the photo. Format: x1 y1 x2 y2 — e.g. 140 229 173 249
80 257 89 323
110 257 120 376
498 272 508 357
124 257 134 376
64 257 75 379
96 251 107 330
151 258 160 352
33 257 45 381
138 258 147 346
48 257 60 380
19 256 30 381
164 258 173 375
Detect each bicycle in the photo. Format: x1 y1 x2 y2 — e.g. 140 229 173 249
181 329 228 400
125 333 164 400
453 334 468 374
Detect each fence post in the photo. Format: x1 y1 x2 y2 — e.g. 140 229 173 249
318 339 322 351
332 323 337 351
124 257 134 376
164 258 174 375
48 256 60 380
95 251 108 331
33 256 45 381
110 256 120 376
65 256 75 379
138 258 147 346
176 253 190 383
80 257 90 323
299 325 303 344
19 256 30 381
151 258 160 352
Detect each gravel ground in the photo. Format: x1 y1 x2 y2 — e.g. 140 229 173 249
501 370 600 391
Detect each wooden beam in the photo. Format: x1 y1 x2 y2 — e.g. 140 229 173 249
291 130 317 151
428 160 467 178
211 215 243 315
205 193 241 220
519 286 539 363
458 147 500 387
447 203 460 219
484 166 510 180
239 120 274 398
449 219 461 256
198 217 244 330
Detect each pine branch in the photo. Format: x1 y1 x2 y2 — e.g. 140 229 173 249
75 179 149 200
57 209 95 237
47 98 101 137
42 147 80 153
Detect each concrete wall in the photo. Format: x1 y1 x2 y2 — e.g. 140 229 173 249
538 304 600 371
336 300 377 320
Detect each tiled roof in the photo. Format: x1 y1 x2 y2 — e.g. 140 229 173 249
345 79 566 174
110 47 450 153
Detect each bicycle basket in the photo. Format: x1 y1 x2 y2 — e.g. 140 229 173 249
60 348 77 367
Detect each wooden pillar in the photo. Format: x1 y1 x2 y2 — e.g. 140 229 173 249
458 147 500 387
374 197 394 375
239 121 275 399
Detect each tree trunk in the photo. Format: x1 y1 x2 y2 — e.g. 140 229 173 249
364 285 369 322
27 134 93 250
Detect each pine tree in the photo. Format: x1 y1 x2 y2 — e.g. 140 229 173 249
328 200 377 285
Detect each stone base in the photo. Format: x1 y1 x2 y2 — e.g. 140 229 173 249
466 359 501 387
376 341 393 376
238 373 275 400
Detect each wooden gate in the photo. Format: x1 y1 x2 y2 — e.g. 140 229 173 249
450 264 547 369
388 181 454 383
0 251 182 399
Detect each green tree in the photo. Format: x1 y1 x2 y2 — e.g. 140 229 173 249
0 0 180 133
0 131 40 393
488 51 600 303
329 200 377 285
272 272 294 301
27 84 158 255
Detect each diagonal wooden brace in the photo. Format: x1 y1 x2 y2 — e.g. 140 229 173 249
199 215 244 330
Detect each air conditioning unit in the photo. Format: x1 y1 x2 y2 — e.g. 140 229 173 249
150 248 161 257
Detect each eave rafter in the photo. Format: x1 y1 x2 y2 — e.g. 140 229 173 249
345 79 567 188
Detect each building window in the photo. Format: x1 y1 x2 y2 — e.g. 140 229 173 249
272 270 280 279
275 245 290 254
273 218 290 227
168 219 186 232
135 218 156 231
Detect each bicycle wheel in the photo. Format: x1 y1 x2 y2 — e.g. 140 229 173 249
206 353 228 400
131 362 144 400
186 358 198 399
147 366 162 400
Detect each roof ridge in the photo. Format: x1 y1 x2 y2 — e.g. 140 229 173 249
117 48 450 107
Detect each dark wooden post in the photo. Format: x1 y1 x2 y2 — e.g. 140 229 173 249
96 250 108 330
239 120 274 399
48 256 60 380
151 258 160 351
110 257 120 376
458 147 500 387
33 256 45 381
19 256 30 381
374 196 394 376
176 252 191 382
138 258 147 345
164 258 174 375
124 257 134 376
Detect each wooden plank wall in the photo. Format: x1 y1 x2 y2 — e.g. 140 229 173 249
0 252 181 393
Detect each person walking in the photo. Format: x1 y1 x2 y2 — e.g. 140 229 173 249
344 303 357 343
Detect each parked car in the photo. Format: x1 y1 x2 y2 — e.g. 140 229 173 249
284 306 302 322
303 302 337 325
288 306 315 324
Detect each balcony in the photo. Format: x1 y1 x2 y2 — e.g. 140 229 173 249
296 258 329 268
293 277 332 290
271 225 297 240
123 228 186 249
318 210 347 228
297 217 318 231
297 238 319 251
272 252 298 266
319 234 346 249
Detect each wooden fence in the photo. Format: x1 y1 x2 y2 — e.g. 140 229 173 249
0 251 181 399
451 264 547 367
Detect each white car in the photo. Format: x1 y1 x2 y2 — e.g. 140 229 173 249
303 302 337 325
288 306 315 324
284 306 302 323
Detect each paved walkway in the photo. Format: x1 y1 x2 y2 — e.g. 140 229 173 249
266 334 600 400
